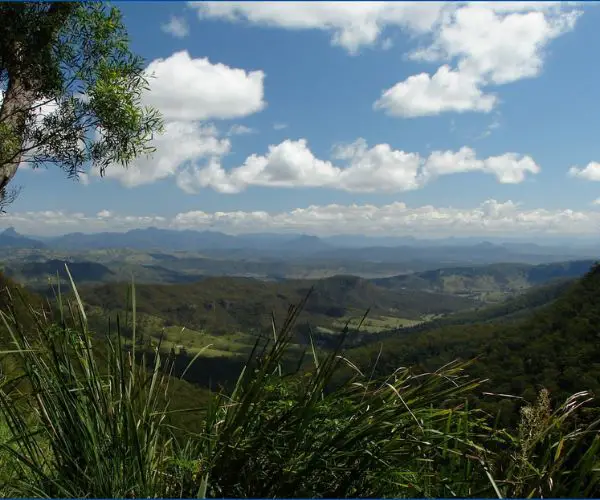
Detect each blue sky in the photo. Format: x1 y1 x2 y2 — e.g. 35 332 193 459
7 1 600 237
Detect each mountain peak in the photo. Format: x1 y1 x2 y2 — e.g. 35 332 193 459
0 227 46 249
293 234 322 242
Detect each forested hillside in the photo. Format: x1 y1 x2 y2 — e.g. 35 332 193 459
349 263 600 423
374 259 595 296
382 276 576 335
77 275 476 335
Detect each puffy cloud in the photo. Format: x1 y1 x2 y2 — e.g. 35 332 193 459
11 51 265 189
569 162 600 181
374 65 496 117
422 147 540 184
176 158 240 194
4 199 600 237
410 4 578 85
142 51 266 122
179 138 540 193
332 138 422 192
189 1 447 54
100 51 266 187
161 15 190 38
100 121 230 187
178 139 342 193
377 3 580 116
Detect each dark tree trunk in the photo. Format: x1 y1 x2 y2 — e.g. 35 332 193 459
0 73 37 196
0 2 74 205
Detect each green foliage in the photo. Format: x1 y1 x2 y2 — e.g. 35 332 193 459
429 277 574 327
493 389 600 497
196 359 493 497
350 264 600 428
0 2 162 204
0 282 176 497
0 272 45 347
0 122 21 169
0 269 598 497
375 260 595 296
0 414 19 491
0 279 489 498
75 274 475 341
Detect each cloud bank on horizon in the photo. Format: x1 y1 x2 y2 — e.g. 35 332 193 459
5 199 599 238
8 1 600 237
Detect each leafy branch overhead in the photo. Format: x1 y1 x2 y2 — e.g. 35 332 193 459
0 1 163 207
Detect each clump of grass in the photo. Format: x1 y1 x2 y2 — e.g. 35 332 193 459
0 413 18 495
0 270 178 497
493 388 600 498
184 299 494 498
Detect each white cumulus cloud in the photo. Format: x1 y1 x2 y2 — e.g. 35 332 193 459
100 122 230 187
100 51 266 187
374 65 496 117
422 147 540 184
569 162 600 181
176 137 540 194
377 2 580 117
410 3 578 85
189 1 447 54
178 139 341 193
142 51 266 122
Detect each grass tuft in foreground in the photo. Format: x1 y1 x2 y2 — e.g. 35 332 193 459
0 273 178 497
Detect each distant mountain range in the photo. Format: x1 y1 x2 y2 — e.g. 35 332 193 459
0 227 46 249
0 226 598 265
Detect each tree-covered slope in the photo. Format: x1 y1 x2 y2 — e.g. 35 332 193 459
77 275 476 335
350 263 600 411
374 259 596 295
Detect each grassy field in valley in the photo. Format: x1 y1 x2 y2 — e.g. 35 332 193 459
330 314 426 333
